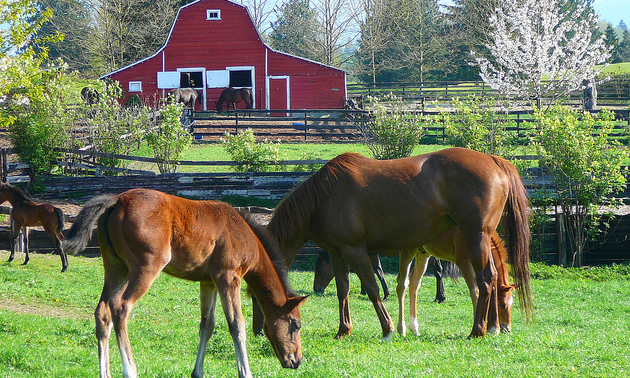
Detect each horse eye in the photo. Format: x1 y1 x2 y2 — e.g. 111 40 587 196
291 319 301 332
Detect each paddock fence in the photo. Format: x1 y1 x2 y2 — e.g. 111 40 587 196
1 146 630 266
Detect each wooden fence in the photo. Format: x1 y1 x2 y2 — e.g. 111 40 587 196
347 78 630 107
190 108 630 143
1 146 629 266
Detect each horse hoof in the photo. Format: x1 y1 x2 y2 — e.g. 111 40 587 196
22 260 28 266
7 257 14 262
61 267 68 273
381 333 392 342
487 326 500 335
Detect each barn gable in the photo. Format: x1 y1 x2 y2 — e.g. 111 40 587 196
101 0 346 111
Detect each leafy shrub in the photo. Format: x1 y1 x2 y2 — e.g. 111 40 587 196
531 106 627 266
144 102 192 173
443 96 518 157
361 94 425 160
222 129 280 172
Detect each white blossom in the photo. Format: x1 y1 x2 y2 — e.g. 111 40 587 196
473 0 610 107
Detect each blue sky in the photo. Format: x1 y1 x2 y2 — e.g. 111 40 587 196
593 0 629 27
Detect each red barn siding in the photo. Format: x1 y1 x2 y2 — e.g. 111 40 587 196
102 0 345 110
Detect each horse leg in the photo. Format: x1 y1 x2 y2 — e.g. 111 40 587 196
373 255 390 301
408 252 431 336
344 247 394 340
215 272 252 378
45 224 68 273
251 295 265 336
95 255 129 378
8 220 19 263
396 250 416 336
111 265 163 378
433 258 446 303
22 227 29 266
328 251 352 339
192 281 219 378
464 231 496 338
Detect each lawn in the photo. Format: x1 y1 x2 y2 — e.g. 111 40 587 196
1 251 629 377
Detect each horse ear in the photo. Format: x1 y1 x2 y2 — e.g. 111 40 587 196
285 295 309 310
499 284 516 293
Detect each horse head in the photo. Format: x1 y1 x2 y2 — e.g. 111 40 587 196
263 295 308 369
497 283 515 333
313 251 334 294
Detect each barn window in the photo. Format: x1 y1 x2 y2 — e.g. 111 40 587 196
180 71 203 88
129 81 142 92
230 70 252 87
206 9 221 20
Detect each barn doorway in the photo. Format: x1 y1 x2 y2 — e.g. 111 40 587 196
179 70 205 110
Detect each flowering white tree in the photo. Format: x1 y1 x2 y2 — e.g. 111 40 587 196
473 0 610 108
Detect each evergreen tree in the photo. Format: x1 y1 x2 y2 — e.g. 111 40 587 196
269 0 319 62
604 24 620 63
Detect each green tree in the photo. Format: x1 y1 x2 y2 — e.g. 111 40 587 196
269 0 319 62
604 23 621 63
1 0 72 180
30 0 93 74
531 107 627 266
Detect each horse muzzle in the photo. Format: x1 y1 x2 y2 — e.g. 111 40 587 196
281 354 302 369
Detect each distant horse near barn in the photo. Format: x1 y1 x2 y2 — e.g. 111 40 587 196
81 87 100 105
168 88 202 109
216 87 252 112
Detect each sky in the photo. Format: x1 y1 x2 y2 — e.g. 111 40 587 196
593 0 629 27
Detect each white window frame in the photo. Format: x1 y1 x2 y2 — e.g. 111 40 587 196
129 81 142 92
206 9 221 20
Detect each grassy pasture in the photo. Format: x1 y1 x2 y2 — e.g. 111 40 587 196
1 251 629 377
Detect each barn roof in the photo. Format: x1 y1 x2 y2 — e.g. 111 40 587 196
100 0 344 79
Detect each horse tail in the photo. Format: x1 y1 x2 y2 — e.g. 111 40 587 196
441 260 460 282
54 207 65 236
492 156 534 324
63 194 118 255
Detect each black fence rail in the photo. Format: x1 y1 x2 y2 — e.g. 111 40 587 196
347 78 630 106
189 108 630 143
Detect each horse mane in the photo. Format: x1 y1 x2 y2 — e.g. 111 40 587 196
268 152 365 247
237 208 296 296
3 182 31 201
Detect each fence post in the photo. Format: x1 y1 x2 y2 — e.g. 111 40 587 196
235 110 239 134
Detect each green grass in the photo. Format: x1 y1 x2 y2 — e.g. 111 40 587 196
598 62 630 75
1 250 629 377
133 142 449 173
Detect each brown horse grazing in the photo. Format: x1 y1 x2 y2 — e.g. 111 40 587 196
216 87 252 112
168 88 202 109
62 189 306 378
397 229 515 337
262 148 532 340
314 251 391 300
0 182 67 272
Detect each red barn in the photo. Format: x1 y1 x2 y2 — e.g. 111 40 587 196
101 0 347 111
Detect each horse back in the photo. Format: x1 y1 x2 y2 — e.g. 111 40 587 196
103 189 262 281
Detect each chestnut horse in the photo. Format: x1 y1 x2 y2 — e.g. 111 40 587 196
397 229 515 337
216 87 252 112
262 148 532 339
0 182 67 272
63 189 306 378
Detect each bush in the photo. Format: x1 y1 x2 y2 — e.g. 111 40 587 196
144 102 192 173
361 94 426 160
222 129 280 172
531 106 627 266
443 96 518 158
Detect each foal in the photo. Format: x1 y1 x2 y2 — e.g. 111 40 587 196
0 182 67 272
63 189 306 378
